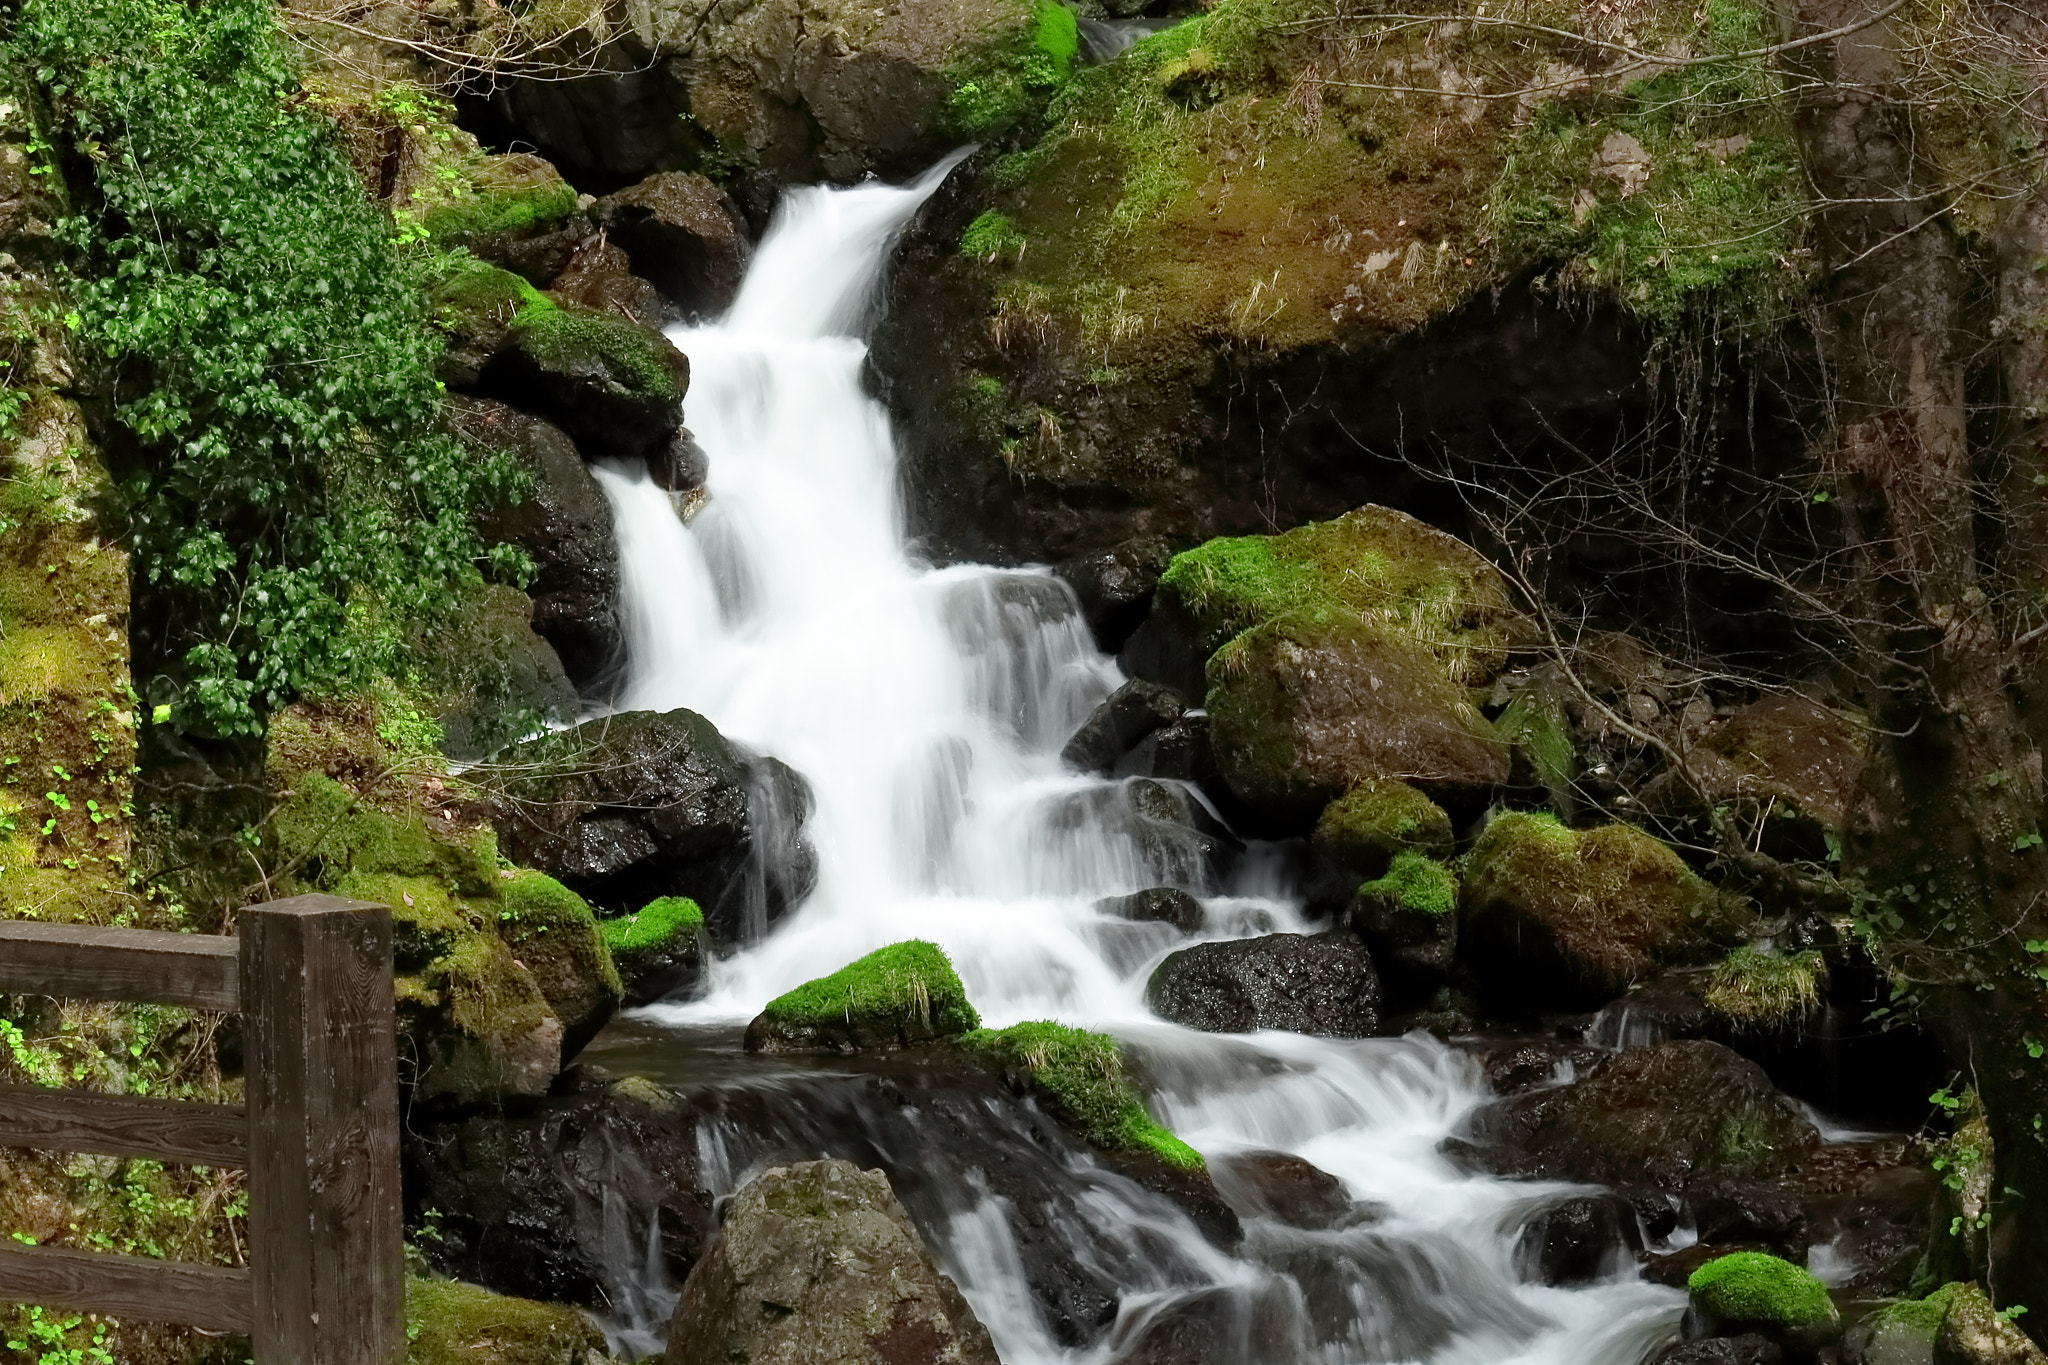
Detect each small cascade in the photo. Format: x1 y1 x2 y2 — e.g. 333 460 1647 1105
589 161 1691 1363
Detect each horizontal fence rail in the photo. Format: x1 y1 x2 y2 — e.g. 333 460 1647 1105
0 896 402 1364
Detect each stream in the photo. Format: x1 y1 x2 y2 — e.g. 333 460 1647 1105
582 159 1689 1364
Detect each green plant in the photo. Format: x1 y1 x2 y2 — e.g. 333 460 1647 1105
1704 947 1825 1027
1356 850 1457 916
16 0 526 737
1686 1251 1839 1327
944 0 1079 137
962 1020 1202 1168
961 210 1028 264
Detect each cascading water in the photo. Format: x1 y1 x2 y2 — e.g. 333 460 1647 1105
587 161 1689 1363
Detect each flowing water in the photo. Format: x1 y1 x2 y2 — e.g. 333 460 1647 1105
587 161 1687 1363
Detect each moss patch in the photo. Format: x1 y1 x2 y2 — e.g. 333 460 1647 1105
1161 506 1519 682
1704 947 1823 1028
962 1020 1203 1169
405 1276 605 1365
1686 1251 1838 1328
509 298 685 401
1313 778 1454 874
943 0 1078 138
962 210 1028 264
1357 850 1457 916
1462 809 1748 990
1495 692 1575 804
602 894 701 961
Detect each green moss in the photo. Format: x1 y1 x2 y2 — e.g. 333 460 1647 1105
420 177 578 247
1462 809 1748 988
426 256 548 331
1159 507 1518 682
1704 947 1824 1028
404 1276 604 1365
274 773 497 897
499 869 622 1004
962 1021 1202 1169
1314 778 1454 872
761 940 981 1036
1496 693 1575 802
509 301 685 401
600 895 703 956
1863 1282 1965 1343
962 210 1028 264
944 0 1078 137
1358 851 1457 917
1686 1251 1839 1328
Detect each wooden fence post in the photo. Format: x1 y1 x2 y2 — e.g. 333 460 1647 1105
239 895 404 1365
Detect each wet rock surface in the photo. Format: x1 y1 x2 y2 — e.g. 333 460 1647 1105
485 708 817 933
1062 677 1185 774
594 171 752 318
1097 886 1204 933
1512 1194 1640 1287
666 1158 1001 1365
1210 1151 1359 1231
1146 933 1381 1037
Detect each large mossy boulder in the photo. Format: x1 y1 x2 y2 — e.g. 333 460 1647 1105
485 708 817 936
1313 778 1456 878
1457 1039 1819 1195
1350 851 1459 978
745 941 980 1053
480 298 689 461
666 1159 1001 1365
404 1276 607 1365
1145 933 1380 1038
1685 1252 1840 1355
1461 810 1749 1003
497 870 623 1059
454 394 623 694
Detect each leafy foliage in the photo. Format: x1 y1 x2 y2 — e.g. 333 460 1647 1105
14 0 524 737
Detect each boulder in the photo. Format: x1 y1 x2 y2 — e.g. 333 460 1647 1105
1684 1252 1840 1358
1648 695 1869 860
1513 1194 1639 1287
403 1277 609 1365
1206 618 1511 825
1349 851 1458 978
1461 810 1749 1005
1934 1283 2048 1365
594 171 752 318
1112 713 1222 788
1096 886 1203 933
496 871 623 1062
744 941 981 1054
600 895 706 1005
404 1072 715 1310
1061 677 1185 773
431 582 583 763
1312 778 1455 877
1210 1151 1359 1231
485 708 818 935
429 260 545 390
456 396 623 693
1055 535 1175 652
1455 1040 1820 1195
1651 1337 1786 1365
544 232 678 328
481 301 690 461
1145 934 1380 1037
665 1159 1001 1365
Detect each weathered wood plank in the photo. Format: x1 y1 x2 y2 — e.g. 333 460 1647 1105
0 1244 253 1334
0 1087 248 1167
242 895 403 1365
0 921 239 1011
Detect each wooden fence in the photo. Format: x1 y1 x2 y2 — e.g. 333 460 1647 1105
0 895 403 1364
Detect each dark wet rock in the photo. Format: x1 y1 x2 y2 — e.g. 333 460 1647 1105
595 171 752 318
1099 1149 1244 1253
1349 880 1458 980
455 396 622 694
1457 1037 1601 1095
1062 678 1185 774
1054 536 1176 652
1113 1284 1304 1365
1513 1194 1640 1287
1146 933 1380 1038
544 232 678 327
1119 589 1211 699
1685 1176 1812 1262
666 1158 1000 1365
403 1072 715 1309
1113 713 1223 789
480 303 690 462
1651 1335 1786 1365
651 426 710 495
1097 886 1204 933
485 708 817 934
1453 1040 1821 1195
1210 1151 1359 1231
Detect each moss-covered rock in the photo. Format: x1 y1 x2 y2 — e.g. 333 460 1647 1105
1313 778 1455 877
414 151 580 255
1853 1283 1965 1365
427 257 549 389
744 941 981 1053
486 298 690 461
600 895 705 1004
1686 1251 1838 1332
498 870 622 1058
1933 1282 2047 1365
1702 947 1824 1030
405 1276 608 1365
961 1020 1202 1169
1207 617 1510 822
1461 810 1749 1001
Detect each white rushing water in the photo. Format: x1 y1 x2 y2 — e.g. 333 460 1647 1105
591 161 1685 1364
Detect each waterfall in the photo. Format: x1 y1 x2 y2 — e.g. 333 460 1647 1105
590 161 1687 1364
